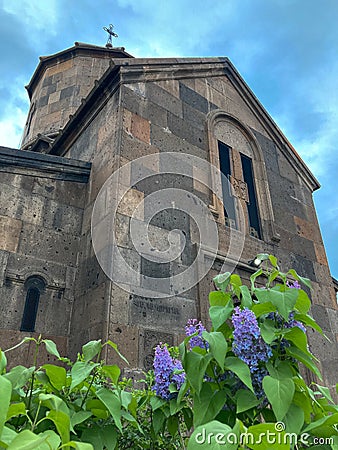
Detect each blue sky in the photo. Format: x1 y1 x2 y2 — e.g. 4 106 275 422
0 0 337 278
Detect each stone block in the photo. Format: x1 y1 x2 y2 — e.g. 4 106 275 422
110 282 130 324
145 83 183 117
0 215 22 252
122 87 168 129
139 328 174 370
179 82 208 114
328 308 338 334
120 132 159 162
307 328 338 362
167 112 206 150
130 295 196 331
17 223 79 267
123 109 151 144
155 79 180 98
46 59 73 76
150 123 207 160
294 216 321 243
314 242 328 266
107 324 139 368
311 304 331 332
117 188 144 220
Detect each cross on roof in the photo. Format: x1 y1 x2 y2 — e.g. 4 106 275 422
103 24 118 48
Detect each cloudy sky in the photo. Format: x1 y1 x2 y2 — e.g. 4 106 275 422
1 0 337 278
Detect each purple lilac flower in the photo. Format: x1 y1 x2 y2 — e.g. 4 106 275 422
232 307 272 369
287 280 301 289
185 319 209 349
153 344 185 399
267 311 306 333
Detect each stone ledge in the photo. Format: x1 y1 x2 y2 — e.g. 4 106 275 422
0 146 91 182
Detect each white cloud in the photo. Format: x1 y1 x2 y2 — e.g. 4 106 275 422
0 106 27 148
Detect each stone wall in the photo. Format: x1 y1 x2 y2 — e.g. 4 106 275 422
0 147 90 365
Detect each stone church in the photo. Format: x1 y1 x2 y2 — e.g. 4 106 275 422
0 41 337 390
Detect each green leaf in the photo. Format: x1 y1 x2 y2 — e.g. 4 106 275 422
96 387 122 432
82 340 102 362
0 350 7 372
314 384 334 403
101 364 121 385
282 326 308 353
236 389 260 413
184 351 212 394
256 287 298 321
251 301 276 317
7 429 51 450
286 346 322 380
303 412 338 434
63 441 94 449
167 415 179 436
150 396 167 411
70 410 92 428
294 289 311 314
42 364 66 391
100 425 118 450
0 376 11 437
193 384 227 427
246 423 290 449
250 268 263 291
240 285 252 308
262 376 295 420
287 269 312 289
45 410 70 444
3 366 35 389
39 393 69 414
202 331 228 369
224 357 254 392
42 339 60 359
0 426 18 447
70 361 99 391
266 361 293 380
213 272 231 291
187 420 234 450
209 304 234 331
268 254 278 267
105 340 129 365
260 320 277 344
284 403 304 435
209 291 232 306
152 409 166 435
6 402 26 421
294 313 323 334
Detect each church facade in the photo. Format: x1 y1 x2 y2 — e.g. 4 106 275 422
0 42 337 390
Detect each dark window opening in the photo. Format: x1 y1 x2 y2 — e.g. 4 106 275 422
240 153 261 239
218 142 236 227
20 276 46 332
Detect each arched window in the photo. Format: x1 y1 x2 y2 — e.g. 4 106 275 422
207 110 280 242
20 276 46 332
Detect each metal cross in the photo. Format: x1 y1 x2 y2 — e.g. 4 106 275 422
103 24 118 48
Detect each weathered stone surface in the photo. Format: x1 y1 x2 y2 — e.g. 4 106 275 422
140 328 174 370
0 215 22 252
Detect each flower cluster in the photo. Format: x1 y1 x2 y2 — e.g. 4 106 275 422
185 318 209 349
232 307 272 397
287 280 301 289
232 307 272 367
267 311 306 333
153 344 185 399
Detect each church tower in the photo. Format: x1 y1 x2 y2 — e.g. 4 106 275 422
21 42 132 152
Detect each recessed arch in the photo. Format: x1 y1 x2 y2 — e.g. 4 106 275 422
207 109 280 242
20 275 46 332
